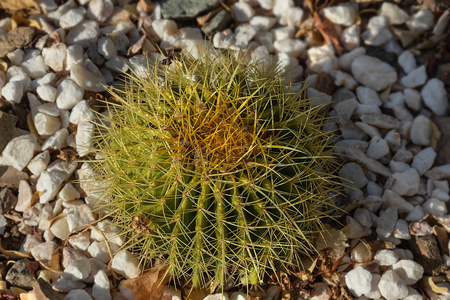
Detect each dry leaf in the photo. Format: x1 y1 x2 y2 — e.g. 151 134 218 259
0 239 31 260
428 276 448 293
128 34 147 56
137 0 156 14
313 12 343 55
121 267 170 300
197 11 213 26
11 15 41 30
0 59 7 72
0 0 39 11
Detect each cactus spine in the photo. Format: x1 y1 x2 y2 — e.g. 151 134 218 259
90 49 340 287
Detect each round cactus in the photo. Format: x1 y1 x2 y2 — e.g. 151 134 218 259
89 49 340 287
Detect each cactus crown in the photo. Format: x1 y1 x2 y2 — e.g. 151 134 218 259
90 48 341 287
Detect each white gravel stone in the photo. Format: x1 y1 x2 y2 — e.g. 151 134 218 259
432 188 449 202
249 16 276 31
56 79 84 110
86 0 113 23
433 9 450 35
321 5 356 26
60 7 85 29
390 168 420 196
421 78 448 116
7 49 25 65
97 36 117 60
21 55 48 79
65 289 93 300
412 147 436 175
392 259 424 285
66 45 84 71
338 47 365 71
398 51 416 73
42 128 69 151
70 60 105 92
50 217 70 240
379 3 409 25
423 198 447 217
339 162 368 188
410 115 431 146
405 205 426 222
354 207 372 228
93 270 111 300
88 241 111 263
42 45 67 72
356 86 382 106
401 65 427 88
76 120 94 157
31 241 57 262
36 84 57 102
345 265 372 297
58 183 81 202
426 165 450 180
376 206 398 238
232 2 255 22
1 134 37 171
382 189 414 213
47 159 77 181
378 270 408 300
279 7 303 27
69 231 91 251
366 136 389 159
340 24 360 51
351 55 397 91
345 216 371 238
34 113 61 136
27 150 50 176
404 88 422 111
362 16 392 46
393 219 411 240
306 44 337 73
37 170 66 203
16 180 33 212
111 250 141 279
407 9 435 32
273 38 306 57
335 98 358 124
1 80 24 103
63 257 91 281
69 100 94 124
67 205 95 232
66 20 100 48
374 249 399 266
152 19 177 40
37 102 59 117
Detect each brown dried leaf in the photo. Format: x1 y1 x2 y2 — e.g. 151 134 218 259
121 267 170 300
197 11 213 26
313 12 343 55
128 34 147 56
428 276 448 293
11 15 41 30
0 0 39 11
137 0 156 14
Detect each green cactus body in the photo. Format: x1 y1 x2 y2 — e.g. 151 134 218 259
91 49 340 286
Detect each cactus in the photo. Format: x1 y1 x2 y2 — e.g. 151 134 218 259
89 48 341 287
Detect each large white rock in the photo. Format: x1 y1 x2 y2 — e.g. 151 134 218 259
34 113 61 136
407 9 435 31
398 51 416 73
392 260 424 285
321 5 356 26
401 65 427 88
21 55 48 79
345 265 372 297
37 170 66 203
97 36 117 60
376 206 397 238
42 45 67 72
1 134 37 171
111 250 141 279
50 217 70 240
410 115 431 146
66 20 100 48
412 147 436 175
76 120 95 157
421 78 448 116
378 270 408 300
379 3 409 25
42 128 69 151
60 7 85 29
374 249 399 266
423 198 447 217
1 80 24 103
63 257 91 281
389 168 420 196
56 79 84 110
351 55 397 91
306 44 337 73
27 150 50 176
93 270 111 300
232 2 255 22
36 84 57 102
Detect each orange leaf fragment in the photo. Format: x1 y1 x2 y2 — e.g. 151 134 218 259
313 12 343 55
121 267 170 300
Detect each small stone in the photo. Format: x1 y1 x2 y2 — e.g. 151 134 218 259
407 9 434 32
53 279 86 293
338 47 365 72
345 216 371 239
152 19 177 40
160 0 220 20
5 259 37 289
86 0 113 24
410 115 431 146
378 270 408 300
104 56 129 72
229 292 246 300
392 259 424 285
382 189 414 213
50 217 70 240
401 65 427 88
273 38 306 58
58 183 80 202
433 9 450 36
34 113 61 136
0 188 17 214
345 265 372 297
70 60 105 92
2 134 37 171
389 168 420 196
376 206 398 238
63 257 91 281
66 20 100 48
232 2 254 22
306 44 337 73
306 87 332 107
360 114 400 129
7 49 25 65
76 120 94 157
36 84 57 102
404 88 422 111
366 136 389 159
344 148 392 177
60 8 85 29
111 250 141 279
68 231 90 251
432 188 449 202
423 198 447 217
15 180 32 212
321 5 356 26
351 55 397 91
65 289 93 300
202 10 233 37
20 55 48 79
393 219 411 240
42 45 67 72
362 16 392 46
31 241 57 262
398 51 416 73
421 78 448 116
339 162 368 188
412 147 436 175
203 293 229 300
97 36 117 60
374 249 399 266
88 241 111 263
279 7 303 27
340 24 360 51
93 270 111 300
56 79 84 110
67 204 95 232
334 98 358 124
379 3 409 25
27 150 50 176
